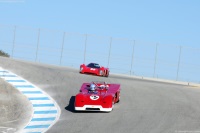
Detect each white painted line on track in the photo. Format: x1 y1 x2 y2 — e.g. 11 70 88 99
0 68 61 133
31 100 56 104
23 94 48 98
33 114 58 118
33 107 58 111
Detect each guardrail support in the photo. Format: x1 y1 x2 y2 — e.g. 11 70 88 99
153 43 158 77
83 34 87 64
176 46 182 81
12 26 16 58
107 37 112 68
35 28 40 62
130 40 135 75
60 32 65 65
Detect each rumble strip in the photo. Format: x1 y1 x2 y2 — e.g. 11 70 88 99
0 67 60 133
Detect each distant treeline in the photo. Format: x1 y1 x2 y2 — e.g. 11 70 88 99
0 50 10 57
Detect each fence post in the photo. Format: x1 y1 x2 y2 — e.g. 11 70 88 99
60 32 65 65
35 28 40 62
153 43 158 77
176 46 182 81
107 37 112 68
83 34 87 64
12 26 16 58
130 40 135 75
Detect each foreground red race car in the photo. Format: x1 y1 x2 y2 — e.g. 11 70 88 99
80 63 109 77
74 81 120 112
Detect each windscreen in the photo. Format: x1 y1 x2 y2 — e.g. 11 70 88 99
87 63 100 68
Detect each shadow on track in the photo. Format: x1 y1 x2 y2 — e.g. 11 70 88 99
65 96 76 113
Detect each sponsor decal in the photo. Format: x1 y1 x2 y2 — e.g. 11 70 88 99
90 68 96 71
90 95 99 100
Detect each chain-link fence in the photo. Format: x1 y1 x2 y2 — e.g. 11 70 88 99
0 24 200 83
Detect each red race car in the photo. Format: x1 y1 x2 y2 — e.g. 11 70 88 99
74 81 120 112
80 63 109 77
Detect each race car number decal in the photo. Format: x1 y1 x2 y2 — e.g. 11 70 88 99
90 95 99 100
90 68 96 71
100 84 109 88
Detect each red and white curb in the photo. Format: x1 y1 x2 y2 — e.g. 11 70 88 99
0 67 60 133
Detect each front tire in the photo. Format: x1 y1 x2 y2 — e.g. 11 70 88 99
80 67 83 73
112 100 115 109
105 70 109 77
99 70 103 76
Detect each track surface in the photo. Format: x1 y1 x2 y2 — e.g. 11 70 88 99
0 78 32 133
1 57 200 133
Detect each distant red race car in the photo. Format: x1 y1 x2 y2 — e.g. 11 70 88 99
74 81 120 112
80 63 109 77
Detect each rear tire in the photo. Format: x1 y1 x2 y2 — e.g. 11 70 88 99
116 92 120 103
105 71 109 77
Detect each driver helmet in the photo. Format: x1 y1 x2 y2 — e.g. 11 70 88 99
90 83 96 91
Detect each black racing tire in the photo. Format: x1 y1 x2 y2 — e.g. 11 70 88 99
116 92 120 103
80 67 83 73
99 70 104 76
112 100 115 108
105 71 109 77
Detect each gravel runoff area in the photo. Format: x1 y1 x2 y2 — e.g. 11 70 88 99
1 56 200 133
0 78 32 133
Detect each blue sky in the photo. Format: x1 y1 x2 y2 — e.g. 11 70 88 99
1 0 200 82
1 0 200 47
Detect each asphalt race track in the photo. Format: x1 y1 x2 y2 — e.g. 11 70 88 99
0 76 32 133
1 57 200 133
